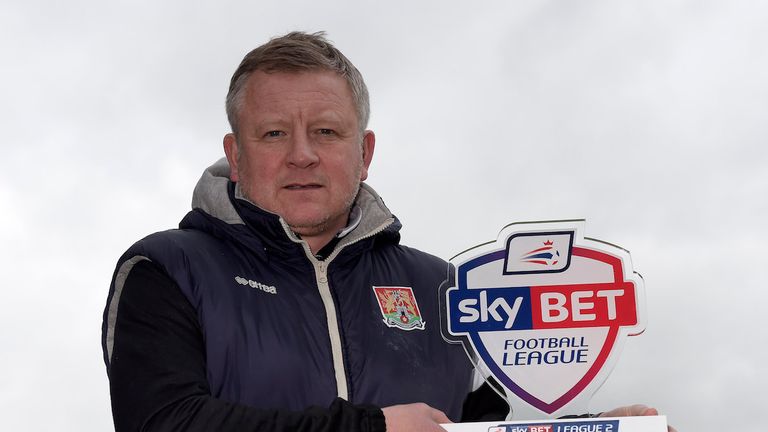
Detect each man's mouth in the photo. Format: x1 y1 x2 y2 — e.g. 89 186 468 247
284 184 322 190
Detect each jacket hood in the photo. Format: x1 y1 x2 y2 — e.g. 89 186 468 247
186 158 400 253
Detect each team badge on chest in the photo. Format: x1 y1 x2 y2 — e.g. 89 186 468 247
373 286 426 331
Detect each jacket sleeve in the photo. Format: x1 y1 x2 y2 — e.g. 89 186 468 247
103 259 385 432
460 381 510 422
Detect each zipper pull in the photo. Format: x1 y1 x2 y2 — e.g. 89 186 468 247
318 261 327 283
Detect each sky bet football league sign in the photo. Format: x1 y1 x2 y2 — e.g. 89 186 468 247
441 220 649 422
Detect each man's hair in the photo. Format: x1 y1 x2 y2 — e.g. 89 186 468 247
225 31 370 136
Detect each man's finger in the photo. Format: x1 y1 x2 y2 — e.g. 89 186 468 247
600 404 658 418
431 407 451 424
641 406 659 416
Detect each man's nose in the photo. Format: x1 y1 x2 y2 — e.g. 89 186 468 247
286 131 319 168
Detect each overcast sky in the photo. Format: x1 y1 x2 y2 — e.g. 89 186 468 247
1 1 766 431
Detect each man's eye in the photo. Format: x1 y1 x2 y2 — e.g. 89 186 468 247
318 129 334 135
265 131 283 137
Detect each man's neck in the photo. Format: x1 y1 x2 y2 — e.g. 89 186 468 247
297 205 362 256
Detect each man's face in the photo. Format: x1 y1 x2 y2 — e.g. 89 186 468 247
224 70 375 240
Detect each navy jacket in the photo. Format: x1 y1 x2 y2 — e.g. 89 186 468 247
102 159 481 431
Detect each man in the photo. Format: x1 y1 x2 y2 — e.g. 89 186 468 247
102 31 668 432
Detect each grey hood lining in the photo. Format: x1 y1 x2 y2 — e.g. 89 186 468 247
191 158 244 225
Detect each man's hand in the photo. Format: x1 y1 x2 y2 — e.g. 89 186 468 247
599 404 677 432
382 403 451 432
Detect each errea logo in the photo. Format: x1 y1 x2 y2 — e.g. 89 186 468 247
234 276 277 295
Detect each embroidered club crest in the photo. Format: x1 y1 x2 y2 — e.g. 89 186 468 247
373 286 426 331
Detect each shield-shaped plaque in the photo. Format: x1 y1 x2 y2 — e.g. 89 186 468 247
442 220 647 419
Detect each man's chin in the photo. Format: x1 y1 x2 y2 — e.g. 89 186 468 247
286 210 351 239
283 205 353 240
285 215 331 237
289 222 329 238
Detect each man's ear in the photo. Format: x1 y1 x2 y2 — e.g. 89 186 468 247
223 133 240 182
360 130 376 181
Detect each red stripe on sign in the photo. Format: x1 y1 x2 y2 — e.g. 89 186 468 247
527 246 553 254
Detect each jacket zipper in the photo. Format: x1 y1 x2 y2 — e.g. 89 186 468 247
311 258 349 399
287 217 394 401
